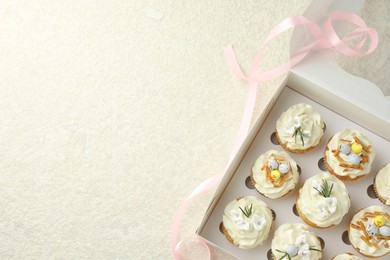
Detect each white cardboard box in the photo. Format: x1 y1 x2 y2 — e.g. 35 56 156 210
196 0 390 259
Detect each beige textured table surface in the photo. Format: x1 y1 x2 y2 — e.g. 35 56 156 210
0 1 388 259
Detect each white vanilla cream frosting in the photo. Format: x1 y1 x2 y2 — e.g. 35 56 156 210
276 103 324 150
332 253 362 260
252 150 299 199
375 163 390 205
272 223 322 260
223 196 273 249
297 172 350 227
349 205 390 257
325 129 375 179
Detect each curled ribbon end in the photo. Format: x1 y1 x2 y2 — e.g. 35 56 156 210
173 236 211 260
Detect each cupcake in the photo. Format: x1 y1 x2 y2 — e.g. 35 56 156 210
324 129 375 182
271 223 322 259
331 253 363 260
374 163 390 206
222 196 273 249
276 103 325 153
251 150 299 199
348 205 390 258
296 172 350 228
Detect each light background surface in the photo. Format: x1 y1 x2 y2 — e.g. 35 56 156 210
0 1 388 259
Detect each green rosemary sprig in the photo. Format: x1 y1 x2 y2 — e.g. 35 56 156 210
275 246 322 260
275 249 291 260
292 127 306 146
239 203 253 218
309 246 323 252
313 179 334 198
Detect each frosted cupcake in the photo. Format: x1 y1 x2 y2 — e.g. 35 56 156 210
324 129 375 182
271 223 322 259
222 196 273 249
296 172 350 229
374 163 390 206
331 253 362 260
348 205 390 258
251 150 299 199
276 103 325 153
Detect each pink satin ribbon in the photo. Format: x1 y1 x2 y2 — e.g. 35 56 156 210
172 10 378 259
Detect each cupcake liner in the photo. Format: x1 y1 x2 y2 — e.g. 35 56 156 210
271 223 323 260
221 223 236 246
250 151 299 199
324 137 368 182
295 173 350 229
373 164 390 207
250 170 295 199
331 253 362 260
295 186 335 229
348 206 390 258
222 196 274 249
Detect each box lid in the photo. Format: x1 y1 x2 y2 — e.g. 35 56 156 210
290 0 390 139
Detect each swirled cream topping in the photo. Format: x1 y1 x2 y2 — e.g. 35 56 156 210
297 172 350 227
252 150 299 199
332 253 362 260
272 223 322 260
223 196 273 249
325 129 375 179
276 103 324 150
375 163 390 205
349 205 390 257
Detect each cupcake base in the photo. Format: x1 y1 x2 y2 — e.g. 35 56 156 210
222 196 274 249
331 253 362 259
348 224 384 259
348 207 390 258
295 188 334 229
275 131 322 154
373 164 390 207
222 218 275 248
221 223 236 246
250 170 295 199
373 176 389 207
324 144 366 182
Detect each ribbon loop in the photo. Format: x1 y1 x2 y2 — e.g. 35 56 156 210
324 11 378 56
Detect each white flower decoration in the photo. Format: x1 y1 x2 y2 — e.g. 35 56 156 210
230 209 242 221
231 209 250 230
295 234 308 247
252 214 266 231
298 248 311 260
303 129 312 137
234 216 250 231
292 116 302 128
317 197 338 218
284 124 295 135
